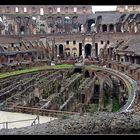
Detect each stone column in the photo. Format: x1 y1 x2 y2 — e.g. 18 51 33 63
134 57 137 64
134 23 138 33
91 34 95 58
108 48 112 60
82 35 85 60
51 39 55 60
116 55 119 62
100 25 103 33
107 25 110 32
7 56 10 63
114 24 117 32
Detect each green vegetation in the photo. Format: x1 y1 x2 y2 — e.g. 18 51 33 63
112 97 120 112
0 64 74 79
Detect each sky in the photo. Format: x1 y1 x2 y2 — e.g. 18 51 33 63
92 6 117 13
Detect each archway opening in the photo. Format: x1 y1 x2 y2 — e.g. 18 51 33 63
20 26 25 34
59 44 64 58
109 24 114 32
79 24 84 32
40 24 45 33
85 44 92 58
79 43 82 56
64 16 71 33
87 19 95 32
65 48 70 57
102 24 107 32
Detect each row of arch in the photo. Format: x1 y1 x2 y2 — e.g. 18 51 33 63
0 15 95 34
102 24 114 32
54 43 92 58
0 6 88 14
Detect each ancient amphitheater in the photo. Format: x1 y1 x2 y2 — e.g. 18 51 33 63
0 5 140 134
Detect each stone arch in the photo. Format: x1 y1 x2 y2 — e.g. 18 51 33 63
55 16 63 33
72 16 78 32
40 24 45 33
20 26 25 34
64 16 71 33
84 44 92 58
109 24 114 32
65 48 70 57
87 19 95 32
8 24 13 35
59 44 64 57
48 7 53 13
102 24 107 32
23 17 30 34
47 16 54 33
72 47 77 57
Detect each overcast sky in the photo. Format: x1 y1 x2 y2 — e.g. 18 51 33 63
92 6 117 13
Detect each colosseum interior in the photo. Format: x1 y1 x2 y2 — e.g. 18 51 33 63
0 5 140 134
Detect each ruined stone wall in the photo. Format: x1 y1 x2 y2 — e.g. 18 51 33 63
0 112 140 134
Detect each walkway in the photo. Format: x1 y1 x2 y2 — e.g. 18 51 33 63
0 111 57 129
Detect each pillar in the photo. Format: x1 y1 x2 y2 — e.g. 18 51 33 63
82 35 85 60
134 23 138 33
100 26 103 33
91 34 95 58
114 25 117 32
51 39 55 60
107 25 110 32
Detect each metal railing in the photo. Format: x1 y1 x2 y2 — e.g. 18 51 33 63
0 115 40 129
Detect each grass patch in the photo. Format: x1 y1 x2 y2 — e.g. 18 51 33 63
0 64 74 79
112 97 120 112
